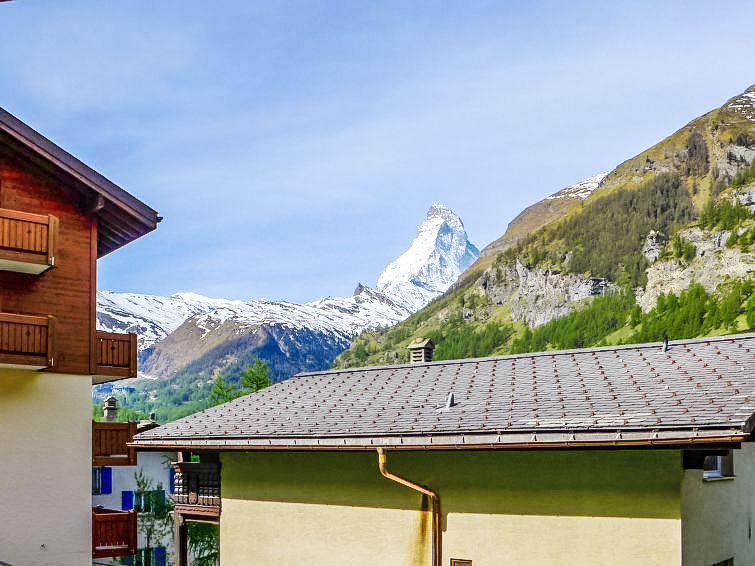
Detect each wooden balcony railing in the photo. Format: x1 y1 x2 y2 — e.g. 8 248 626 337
92 506 137 559
93 330 137 380
173 461 221 517
93 421 137 466
0 312 54 369
0 207 58 274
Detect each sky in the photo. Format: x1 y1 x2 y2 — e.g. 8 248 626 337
2 1 755 303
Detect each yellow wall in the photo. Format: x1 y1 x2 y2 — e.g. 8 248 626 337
220 449 683 566
682 443 755 565
0 369 92 566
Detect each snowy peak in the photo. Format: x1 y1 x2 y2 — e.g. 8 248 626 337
377 203 479 311
545 173 608 201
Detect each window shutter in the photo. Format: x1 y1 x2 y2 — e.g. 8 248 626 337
101 467 112 494
122 490 134 511
169 467 175 493
154 546 166 566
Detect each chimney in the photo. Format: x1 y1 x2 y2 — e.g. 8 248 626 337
103 396 118 422
407 338 435 363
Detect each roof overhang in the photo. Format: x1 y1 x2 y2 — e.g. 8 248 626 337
0 107 159 256
131 427 749 452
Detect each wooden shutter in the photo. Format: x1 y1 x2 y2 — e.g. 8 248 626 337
101 467 112 494
121 490 134 511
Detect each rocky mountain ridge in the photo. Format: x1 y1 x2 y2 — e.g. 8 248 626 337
335 84 755 369
96 203 477 382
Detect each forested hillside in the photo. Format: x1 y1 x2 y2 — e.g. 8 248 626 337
334 86 755 369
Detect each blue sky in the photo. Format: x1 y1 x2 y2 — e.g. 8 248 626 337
2 1 755 302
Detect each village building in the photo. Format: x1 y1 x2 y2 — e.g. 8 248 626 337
134 333 755 566
0 107 159 565
93 397 176 566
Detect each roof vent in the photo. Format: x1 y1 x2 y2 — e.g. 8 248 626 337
437 392 456 412
407 338 435 363
662 335 669 353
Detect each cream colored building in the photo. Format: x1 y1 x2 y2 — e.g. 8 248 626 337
0 107 158 565
135 334 755 566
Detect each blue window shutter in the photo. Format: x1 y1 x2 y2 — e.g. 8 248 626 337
101 467 112 494
154 546 166 566
121 490 134 511
159 489 165 503
169 467 175 493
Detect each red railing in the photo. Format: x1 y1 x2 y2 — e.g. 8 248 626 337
92 506 137 558
94 330 137 379
0 207 58 273
92 421 137 466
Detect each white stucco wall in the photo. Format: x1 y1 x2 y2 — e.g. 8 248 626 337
682 443 755 565
0 369 92 566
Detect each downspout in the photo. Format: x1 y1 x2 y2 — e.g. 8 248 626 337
376 448 440 566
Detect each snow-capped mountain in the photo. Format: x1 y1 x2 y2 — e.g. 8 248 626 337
96 291 245 350
376 203 479 311
96 204 476 381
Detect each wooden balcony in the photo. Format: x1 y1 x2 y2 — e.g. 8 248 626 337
93 330 137 382
92 506 137 559
173 461 220 518
93 421 137 466
0 312 54 369
0 207 58 274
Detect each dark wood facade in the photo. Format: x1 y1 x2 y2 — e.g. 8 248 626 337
0 111 157 380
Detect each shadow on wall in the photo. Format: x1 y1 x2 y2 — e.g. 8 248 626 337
221 449 683 521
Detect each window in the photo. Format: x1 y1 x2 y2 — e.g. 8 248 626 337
125 547 167 566
710 559 734 566
451 560 473 566
92 467 112 495
703 451 734 479
134 489 166 514
92 468 101 495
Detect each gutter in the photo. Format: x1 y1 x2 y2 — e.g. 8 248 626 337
376 448 440 566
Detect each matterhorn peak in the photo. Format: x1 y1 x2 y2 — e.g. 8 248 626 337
376 203 479 312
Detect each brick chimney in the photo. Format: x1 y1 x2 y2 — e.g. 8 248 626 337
407 338 435 363
103 396 118 422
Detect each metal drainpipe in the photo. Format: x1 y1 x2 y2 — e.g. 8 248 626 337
377 448 441 566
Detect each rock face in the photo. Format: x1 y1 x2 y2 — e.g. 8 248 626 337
642 231 665 262
479 261 613 328
377 203 479 311
638 227 755 311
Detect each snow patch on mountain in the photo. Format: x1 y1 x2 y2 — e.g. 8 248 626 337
545 173 608 201
190 286 410 341
376 203 479 312
96 291 244 349
725 85 755 121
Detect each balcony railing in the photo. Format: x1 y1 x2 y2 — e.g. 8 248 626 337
93 330 137 380
173 461 220 516
93 421 137 466
92 506 137 559
0 207 58 274
0 312 54 369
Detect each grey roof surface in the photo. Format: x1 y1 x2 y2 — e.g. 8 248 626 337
134 333 755 450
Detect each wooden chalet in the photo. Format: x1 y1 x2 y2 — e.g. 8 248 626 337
0 107 158 566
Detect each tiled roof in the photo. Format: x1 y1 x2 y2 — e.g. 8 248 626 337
133 333 755 450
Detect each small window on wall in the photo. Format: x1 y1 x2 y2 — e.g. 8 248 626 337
92 467 112 495
703 451 734 479
451 560 472 566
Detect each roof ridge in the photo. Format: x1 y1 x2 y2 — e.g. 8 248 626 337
295 331 755 377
